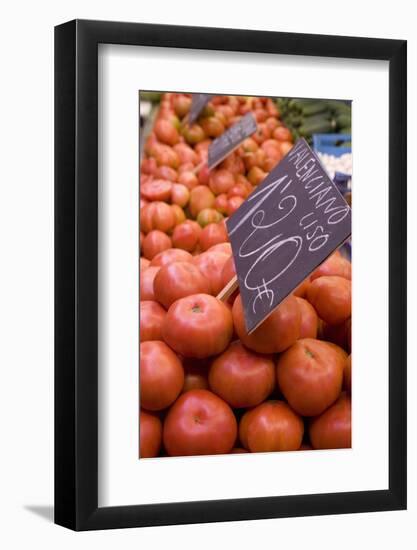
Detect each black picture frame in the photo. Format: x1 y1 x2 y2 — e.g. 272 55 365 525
55 19 407 531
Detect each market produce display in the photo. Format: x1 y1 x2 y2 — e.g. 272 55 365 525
139 92 352 458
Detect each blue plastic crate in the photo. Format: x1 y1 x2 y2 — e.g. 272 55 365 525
313 133 351 157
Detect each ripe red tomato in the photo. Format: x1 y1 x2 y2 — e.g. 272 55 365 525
154 261 211 309
221 255 236 288
139 410 162 458
154 119 180 146
209 242 232 255
309 393 351 449
214 193 228 215
171 183 190 207
306 276 351 325
189 185 216 218
296 297 318 338
209 169 235 195
140 179 172 202
171 204 186 226
150 247 193 267
141 201 176 234
193 250 230 296
163 389 237 456
344 355 352 393
162 294 233 358
232 294 300 354
199 223 228 251
239 401 304 452
273 126 292 142
172 221 201 252
154 165 177 182
140 300 166 342
173 142 198 165
140 266 160 301
208 341 275 408
310 252 351 281
247 166 266 186
226 195 245 216
142 230 172 260
140 341 184 411
177 170 199 190
276 338 346 416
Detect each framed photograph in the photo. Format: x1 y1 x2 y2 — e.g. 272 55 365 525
55 19 407 530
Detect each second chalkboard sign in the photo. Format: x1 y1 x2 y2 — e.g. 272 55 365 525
226 138 352 334
187 94 213 125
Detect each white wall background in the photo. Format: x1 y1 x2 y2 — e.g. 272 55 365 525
0 1 415 548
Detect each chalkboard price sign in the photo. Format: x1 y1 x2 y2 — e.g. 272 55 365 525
187 94 213 125
226 138 352 334
208 113 257 170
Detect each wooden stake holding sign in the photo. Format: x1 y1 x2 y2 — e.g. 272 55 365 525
220 138 352 334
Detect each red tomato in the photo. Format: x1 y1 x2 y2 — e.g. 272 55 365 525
276 338 346 416
140 341 184 411
139 410 162 458
306 276 351 325
344 355 352 393
227 183 250 200
142 230 172 260
140 266 160 301
199 223 228 251
219 154 245 176
310 252 351 281
273 126 292 141
141 157 158 175
214 193 229 215
154 119 180 146
193 250 230 296
154 165 177 182
197 163 210 186
140 300 166 342
227 196 245 216
296 297 318 338
163 389 237 456
189 185 216 218
162 294 233 358
279 141 293 156
208 341 275 408
177 170 199 190
209 242 232 255
173 142 198 165
154 261 211 309
150 248 193 267
239 401 304 452
232 294 300 354
154 144 180 169
172 221 201 252
173 96 192 119
171 204 186 225
209 169 235 195
309 393 351 449
171 183 190 207
140 201 176 234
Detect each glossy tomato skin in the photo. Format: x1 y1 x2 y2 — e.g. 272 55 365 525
309 393 351 449
306 276 351 325
154 261 210 309
140 266 160 301
239 401 304 452
193 250 230 296
209 341 275 408
199 223 228 252
142 230 172 260
172 221 201 252
162 294 233 358
296 297 318 339
150 247 193 267
140 300 166 342
310 252 351 281
232 294 300 354
139 410 162 458
140 341 184 411
163 389 237 456
276 338 346 416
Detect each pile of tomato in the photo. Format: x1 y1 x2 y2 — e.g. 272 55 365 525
139 93 352 458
